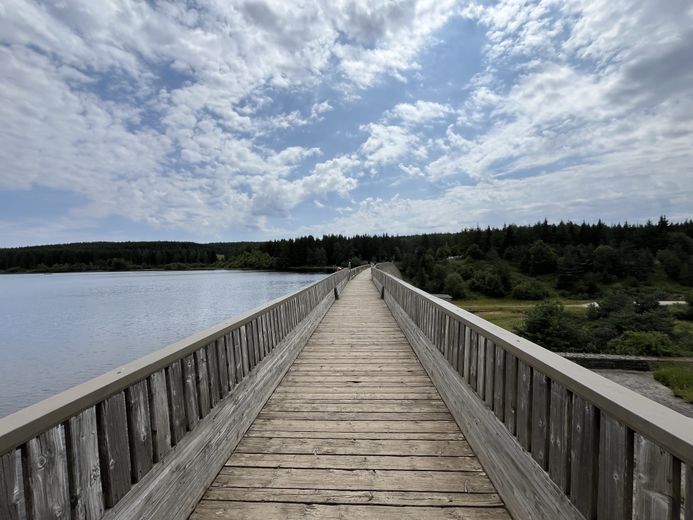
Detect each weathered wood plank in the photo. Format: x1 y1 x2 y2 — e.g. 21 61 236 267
195 348 211 417
235 437 474 456
124 381 153 483
570 395 599 519
493 346 505 421
22 425 70 520
239 325 249 377
484 340 494 408
597 414 633 520
214 467 495 493
206 343 220 408
531 371 550 470
191 501 511 520
166 360 187 445
548 381 571 493
148 369 172 462
226 453 482 471
516 361 532 451
469 330 478 391
202 488 503 507
249 419 459 433
0 450 21 520
65 407 104 520
182 354 200 431
634 434 681 520
504 352 517 434
685 464 692 520
243 430 465 441
97 392 131 507
217 337 230 397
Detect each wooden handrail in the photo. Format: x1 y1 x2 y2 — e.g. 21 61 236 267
372 267 693 519
0 268 354 519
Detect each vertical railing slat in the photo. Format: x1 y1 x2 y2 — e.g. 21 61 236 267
181 354 200 431
148 370 172 462
124 381 153 483
633 434 681 520
548 381 571 493
217 337 230 396
597 414 633 519
516 361 532 451
195 348 211 417
493 346 505 420
0 450 21 520
166 360 187 445
22 425 70 520
570 395 599 519
531 371 550 470
484 341 495 409
97 392 131 508
65 407 104 520
206 344 220 409
504 353 517 435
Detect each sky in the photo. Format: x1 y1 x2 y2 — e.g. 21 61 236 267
1 0 692 247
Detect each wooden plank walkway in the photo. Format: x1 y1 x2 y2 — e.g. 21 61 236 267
190 271 511 519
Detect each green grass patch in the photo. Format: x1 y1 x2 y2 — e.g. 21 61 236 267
452 296 590 331
653 364 693 403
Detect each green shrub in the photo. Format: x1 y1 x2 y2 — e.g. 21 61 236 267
516 301 586 352
606 331 678 356
444 272 467 299
469 265 511 297
511 280 549 300
653 364 693 403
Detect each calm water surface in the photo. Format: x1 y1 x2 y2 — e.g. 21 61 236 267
0 270 325 417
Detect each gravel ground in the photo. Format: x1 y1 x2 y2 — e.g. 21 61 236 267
595 369 693 419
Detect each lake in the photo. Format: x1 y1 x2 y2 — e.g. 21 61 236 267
0 269 325 417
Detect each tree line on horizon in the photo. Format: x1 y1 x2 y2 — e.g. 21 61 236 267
1 217 692 292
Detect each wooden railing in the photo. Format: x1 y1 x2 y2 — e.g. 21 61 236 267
0 268 355 520
373 267 693 520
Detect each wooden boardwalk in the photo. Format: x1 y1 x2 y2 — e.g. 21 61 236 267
190 272 510 519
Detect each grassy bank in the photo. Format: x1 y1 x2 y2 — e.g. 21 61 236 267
653 364 693 403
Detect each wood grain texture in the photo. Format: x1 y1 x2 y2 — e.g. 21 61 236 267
504 352 517 434
23 425 70 520
633 433 681 520
166 360 187 445
569 395 599 520
531 371 550 469
191 501 511 519
148 370 171 463
205 343 220 409
597 414 633 520
65 407 104 520
0 450 21 520
548 381 571 493
182 354 200 431
97 392 131 508
195 348 211 418
124 381 153 482
516 361 532 451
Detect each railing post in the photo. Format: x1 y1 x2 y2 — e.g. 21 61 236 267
380 286 385 299
333 287 339 300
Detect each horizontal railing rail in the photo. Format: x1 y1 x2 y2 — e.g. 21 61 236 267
373 267 692 520
0 267 353 520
